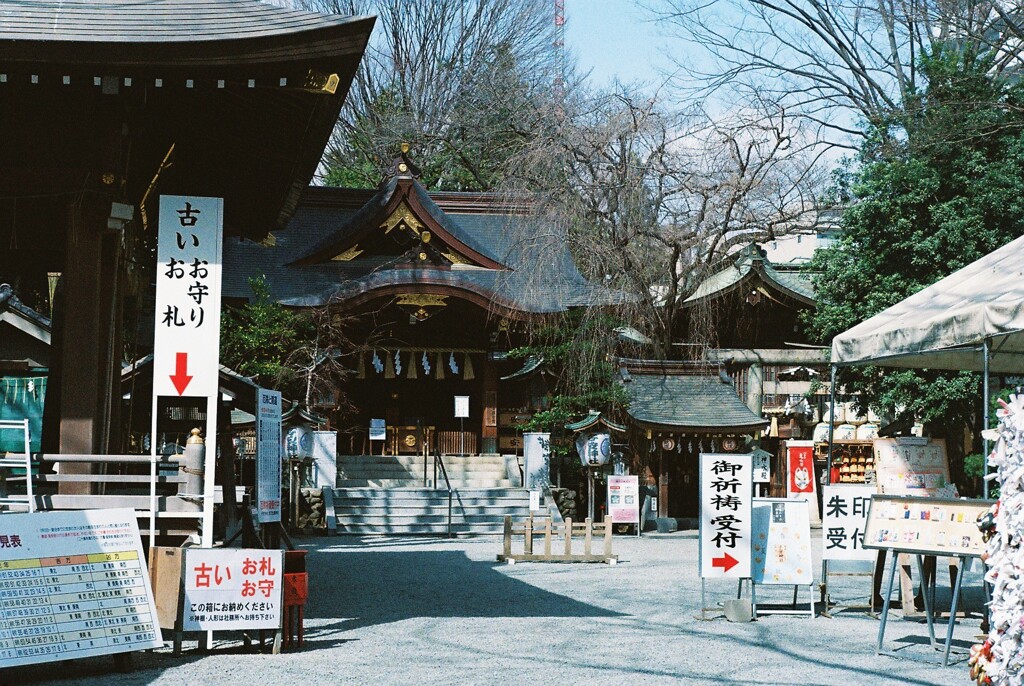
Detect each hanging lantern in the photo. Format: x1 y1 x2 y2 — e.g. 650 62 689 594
576 432 611 466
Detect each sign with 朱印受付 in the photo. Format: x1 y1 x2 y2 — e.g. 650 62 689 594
256 388 282 523
607 475 640 524
822 485 875 561
454 395 470 418
699 453 752 579
182 548 283 631
0 508 163 668
154 195 223 399
751 498 813 585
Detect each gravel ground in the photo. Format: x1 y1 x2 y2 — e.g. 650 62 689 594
6 530 986 686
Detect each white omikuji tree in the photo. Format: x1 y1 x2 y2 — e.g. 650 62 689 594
973 394 1024 685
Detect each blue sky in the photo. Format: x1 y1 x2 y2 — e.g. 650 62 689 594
564 1 677 88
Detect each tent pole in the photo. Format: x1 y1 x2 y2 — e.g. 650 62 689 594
983 339 991 499
826 365 837 484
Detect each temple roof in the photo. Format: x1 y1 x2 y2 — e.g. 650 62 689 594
223 180 624 315
619 362 767 433
684 244 815 307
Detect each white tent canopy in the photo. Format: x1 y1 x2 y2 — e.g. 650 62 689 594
831 234 1024 373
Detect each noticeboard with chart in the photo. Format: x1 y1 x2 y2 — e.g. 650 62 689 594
872 438 951 496
862 494 995 557
0 509 162 668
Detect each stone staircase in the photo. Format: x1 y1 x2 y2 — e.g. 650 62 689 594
333 454 532 535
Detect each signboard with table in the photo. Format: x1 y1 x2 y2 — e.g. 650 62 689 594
0 509 162 668
864 494 994 665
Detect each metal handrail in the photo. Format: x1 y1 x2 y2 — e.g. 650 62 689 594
0 419 34 513
432 449 454 538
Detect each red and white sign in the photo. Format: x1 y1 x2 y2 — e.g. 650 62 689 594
183 548 282 631
607 475 640 524
700 453 752 579
786 440 820 522
154 195 223 398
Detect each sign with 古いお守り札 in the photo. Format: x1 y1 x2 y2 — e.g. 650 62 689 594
183 548 283 631
154 196 223 399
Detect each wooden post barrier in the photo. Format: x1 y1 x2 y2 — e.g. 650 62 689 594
497 515 618 564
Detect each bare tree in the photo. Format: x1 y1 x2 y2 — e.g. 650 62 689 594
507 86 828 360
300 0 559 189
646 0 1024 149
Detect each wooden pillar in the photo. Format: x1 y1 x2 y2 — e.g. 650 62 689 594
747 361 764 415
658 447 669 518
481 358 497 454
57 198 121 492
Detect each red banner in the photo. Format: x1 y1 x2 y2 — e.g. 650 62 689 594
787 442 815 495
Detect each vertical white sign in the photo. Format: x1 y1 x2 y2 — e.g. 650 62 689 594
256 389 282 523
454 395 470 418
154 196 223 399
753 451 771 483
822 485 875 561
700 453 752 579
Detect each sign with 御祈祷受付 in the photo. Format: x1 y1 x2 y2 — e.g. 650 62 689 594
699 453 752 579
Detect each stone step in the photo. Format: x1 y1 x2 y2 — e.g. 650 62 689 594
334 502 530 514
334 486 528 497
335 528 512 536
335 513 525 525
337 478 513 489
337 455 510 465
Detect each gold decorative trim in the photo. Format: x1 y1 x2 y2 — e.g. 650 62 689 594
331 245 364 261
395 294 448 307
259 233 277 247
380 202 424 236
442 250 471 265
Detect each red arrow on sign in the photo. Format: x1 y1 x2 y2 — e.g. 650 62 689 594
169 352 193 395
711 552 739 572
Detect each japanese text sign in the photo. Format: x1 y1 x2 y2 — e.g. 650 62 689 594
699 453 752 579
454 396 469 419
822 485 875 561
183 549 282 631
0 508 162 668
752 451 771 483
154 195 223 398
607 475 640 524
751 498 813 585
872 438 950 496
256 389 282 524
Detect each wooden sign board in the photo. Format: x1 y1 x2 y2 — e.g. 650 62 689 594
862 494 994 558
872 438 950 496
751 498 813 585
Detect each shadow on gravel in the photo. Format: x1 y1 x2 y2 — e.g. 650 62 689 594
308 547 623 633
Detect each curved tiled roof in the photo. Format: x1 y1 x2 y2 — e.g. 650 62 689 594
0 1 368 43
684 244 815 306
622 372 767 432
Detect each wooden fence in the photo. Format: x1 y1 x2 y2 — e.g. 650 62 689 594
497 515 617 564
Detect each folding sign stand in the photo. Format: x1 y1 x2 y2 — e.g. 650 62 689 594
746 579 815 618
819 558 879 619
876 551 970 666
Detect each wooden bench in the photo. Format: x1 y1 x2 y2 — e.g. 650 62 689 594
498 515 617 564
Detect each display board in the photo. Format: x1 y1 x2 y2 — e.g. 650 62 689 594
256 388 282 523
182 548 283 631
751 498 813 585
862 494 994 557
872 438 950 496
821 485 875 561
0 509 162 668
699 453 752 579
607 475 640 524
